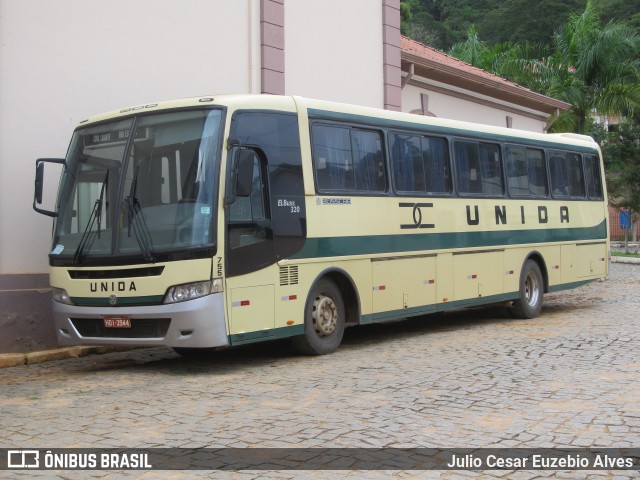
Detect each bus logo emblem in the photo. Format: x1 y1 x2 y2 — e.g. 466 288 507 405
109 295 117 306
399 202 435 229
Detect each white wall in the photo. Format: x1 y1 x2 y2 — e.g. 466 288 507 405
285 0 384 108
0 0 258 273
402 83 546 133
0 0 388 274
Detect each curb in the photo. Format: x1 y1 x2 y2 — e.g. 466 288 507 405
611 256 640 265
0 346 135 369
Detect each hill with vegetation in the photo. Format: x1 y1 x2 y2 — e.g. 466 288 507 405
401 0 640 50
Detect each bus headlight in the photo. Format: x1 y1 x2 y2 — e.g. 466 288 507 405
163 279 223 304
52 287 73 305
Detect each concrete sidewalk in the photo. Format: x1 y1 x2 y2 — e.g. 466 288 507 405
611 255 640 264
0 346 135 368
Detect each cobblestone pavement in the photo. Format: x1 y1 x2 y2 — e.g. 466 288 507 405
1 263 639 479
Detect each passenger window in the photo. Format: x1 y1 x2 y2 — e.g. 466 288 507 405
506 146 547 197
352 129 386 192
584 155 603 199
391 133 450 194
313 125 354 191
454 140 503 195
312 124 386 193
549 152 585 198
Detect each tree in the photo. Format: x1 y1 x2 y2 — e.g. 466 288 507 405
449 27 549 85
597 116 640 252
477 0 583 47
600 118 640 212
591 0 640 31
448 25 488 68
548 3 640 133
463 2 640 133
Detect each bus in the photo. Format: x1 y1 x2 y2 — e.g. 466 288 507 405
33 94 609 356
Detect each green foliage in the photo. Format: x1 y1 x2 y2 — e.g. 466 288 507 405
546 4 640 133
599 117 640 213
477 0 584 46
591 0 640 30
401 0 640 50
449 2 640 134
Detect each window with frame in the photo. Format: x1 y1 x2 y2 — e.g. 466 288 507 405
454 140 503 195
549 152 585 198
505 146 548 197
391 133 451 194
229 151 266 223
312 124 386 193
228 150 269 250
584 154 603 199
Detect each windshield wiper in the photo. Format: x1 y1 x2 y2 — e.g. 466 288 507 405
124 164 155 263
73 170 109 265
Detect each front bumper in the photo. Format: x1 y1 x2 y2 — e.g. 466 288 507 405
53 292 229 348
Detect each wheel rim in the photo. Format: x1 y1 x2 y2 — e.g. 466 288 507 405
524 271 540 306
312 295 338 337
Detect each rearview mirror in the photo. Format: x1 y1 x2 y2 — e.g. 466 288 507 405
33 158 65 217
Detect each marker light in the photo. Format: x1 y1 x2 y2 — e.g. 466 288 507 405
163 279 223 304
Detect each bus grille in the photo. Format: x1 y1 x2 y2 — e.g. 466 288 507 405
68 266 164 279
70 318 171 338
279 265 299 286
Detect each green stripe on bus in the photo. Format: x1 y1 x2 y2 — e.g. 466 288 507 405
362 292 519 324
548 279 594 292
308 108 600 154
230 324 305 345
291 221 607 259
362 279 596 324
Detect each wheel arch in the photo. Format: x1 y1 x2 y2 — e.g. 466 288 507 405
524 250 549 293
308 267 361 327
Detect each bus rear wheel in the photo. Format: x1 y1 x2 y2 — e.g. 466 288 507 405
292 279 345 355
512 259 544 319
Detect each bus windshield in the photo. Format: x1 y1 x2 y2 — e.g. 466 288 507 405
51 109 223 265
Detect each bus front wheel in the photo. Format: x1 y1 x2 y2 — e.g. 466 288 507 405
292 279 345 355
512 259 544 319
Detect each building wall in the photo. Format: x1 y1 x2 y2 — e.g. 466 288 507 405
402 83 548 133
0 0 395 352
0 0 261 352
284 0 384 108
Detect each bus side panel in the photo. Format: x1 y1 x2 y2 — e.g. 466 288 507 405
226 266 276 335
371 256 436 316
453 251 503 300
561 244 577 283
229 285 275 334
539 246 561 287
576 242 608 278
436 253 454 304
503 248 524 294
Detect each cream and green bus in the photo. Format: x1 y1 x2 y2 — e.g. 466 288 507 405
33 94 608 356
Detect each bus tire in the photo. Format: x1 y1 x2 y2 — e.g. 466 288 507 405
292 279 345 355
512 259 544 319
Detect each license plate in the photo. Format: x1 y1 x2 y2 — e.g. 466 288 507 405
103 316 131 328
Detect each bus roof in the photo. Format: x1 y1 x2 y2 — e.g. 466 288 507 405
77 94 598 151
